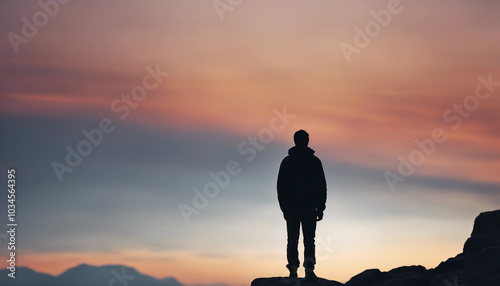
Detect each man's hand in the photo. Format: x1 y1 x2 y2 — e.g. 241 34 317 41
316 210 324 221
283 212 290 221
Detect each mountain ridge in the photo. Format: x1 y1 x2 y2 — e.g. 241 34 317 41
0 264 182 286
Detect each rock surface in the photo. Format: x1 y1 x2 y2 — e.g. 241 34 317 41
251 277 343 286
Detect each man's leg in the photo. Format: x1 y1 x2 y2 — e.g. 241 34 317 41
286 218 300 275
302 214 317 274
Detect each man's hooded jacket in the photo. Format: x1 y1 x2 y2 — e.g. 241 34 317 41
277 146 327 219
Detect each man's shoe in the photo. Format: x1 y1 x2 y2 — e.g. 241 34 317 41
305 270 318 282
287 264 298 278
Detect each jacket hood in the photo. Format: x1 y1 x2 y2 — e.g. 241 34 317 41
288 146 315 156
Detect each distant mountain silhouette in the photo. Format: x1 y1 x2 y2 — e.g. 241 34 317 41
160 277 184 286
0 264 182 286
0 267 55 286
252 209 500 286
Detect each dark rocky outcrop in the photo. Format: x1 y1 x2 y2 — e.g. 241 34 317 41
345 265 430 286
253 209 500 286
429 209 500 286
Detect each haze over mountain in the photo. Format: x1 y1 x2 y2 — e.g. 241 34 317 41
0 264 182 286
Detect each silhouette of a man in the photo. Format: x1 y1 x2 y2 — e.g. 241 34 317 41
277 130 327 280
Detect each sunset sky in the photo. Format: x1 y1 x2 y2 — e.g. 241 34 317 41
0 0 499 285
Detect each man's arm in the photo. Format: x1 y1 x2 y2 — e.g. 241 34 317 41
315 157 327 212
277 158 289 213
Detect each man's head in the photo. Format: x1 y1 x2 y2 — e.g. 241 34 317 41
294 130 309 147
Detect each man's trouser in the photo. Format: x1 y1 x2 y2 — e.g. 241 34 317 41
286 213 317 272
